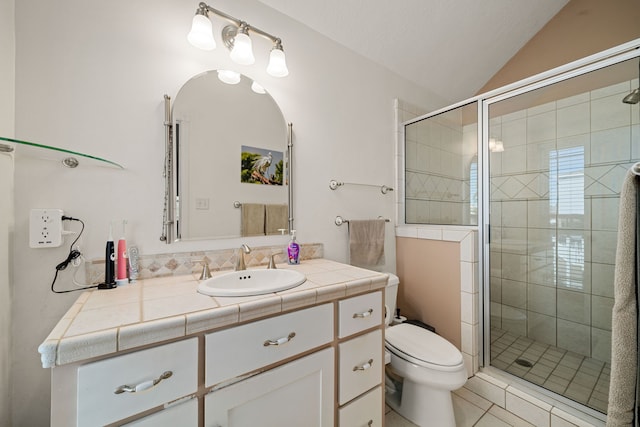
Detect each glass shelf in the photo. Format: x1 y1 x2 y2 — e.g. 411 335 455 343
0 136 124 169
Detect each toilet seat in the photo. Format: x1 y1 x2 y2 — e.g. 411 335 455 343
385 323 463 370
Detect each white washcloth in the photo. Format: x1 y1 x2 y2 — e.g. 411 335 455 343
348 219 385 267
607 170 639 427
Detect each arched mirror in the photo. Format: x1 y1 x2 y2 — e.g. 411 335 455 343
163 70 292 242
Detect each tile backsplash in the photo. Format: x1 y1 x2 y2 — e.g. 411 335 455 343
85 243 324 284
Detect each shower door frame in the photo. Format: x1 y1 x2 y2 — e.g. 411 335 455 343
478 39 640 413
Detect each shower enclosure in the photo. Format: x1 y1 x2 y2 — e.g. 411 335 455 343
403 40 640 416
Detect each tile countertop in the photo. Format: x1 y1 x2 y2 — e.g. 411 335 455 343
38 259 389 369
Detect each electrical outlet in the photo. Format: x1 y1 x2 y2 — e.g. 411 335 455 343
29 209 64 248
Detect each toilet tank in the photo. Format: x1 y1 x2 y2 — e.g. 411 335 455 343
385 273 400 326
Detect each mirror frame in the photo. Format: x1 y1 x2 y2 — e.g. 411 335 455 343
161 75 293 243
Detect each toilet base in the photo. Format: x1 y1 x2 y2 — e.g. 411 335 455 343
386 379 457 427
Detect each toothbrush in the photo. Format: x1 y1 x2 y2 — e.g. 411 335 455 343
116 220 128 286
98 223 117 289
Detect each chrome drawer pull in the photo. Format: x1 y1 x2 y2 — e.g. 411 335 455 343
114 371 173 394
368 421 373 426
353 359 374 371
353 309 373 319
264 332 296 347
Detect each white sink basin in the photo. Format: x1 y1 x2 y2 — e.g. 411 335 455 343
197 269 306 297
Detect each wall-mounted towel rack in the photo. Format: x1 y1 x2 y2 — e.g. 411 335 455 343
329 179 393 195
335 215 389 226
233 201 242 208
632 162 640 176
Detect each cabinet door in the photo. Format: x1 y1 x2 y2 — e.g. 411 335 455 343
125 398 198 426
205 348 334 427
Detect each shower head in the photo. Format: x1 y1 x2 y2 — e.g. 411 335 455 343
623 58 640 104
623 88 640 104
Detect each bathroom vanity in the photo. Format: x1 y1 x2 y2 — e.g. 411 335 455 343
39 259 387 426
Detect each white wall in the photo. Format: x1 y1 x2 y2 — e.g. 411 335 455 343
0 0 15 424
11 0 446 424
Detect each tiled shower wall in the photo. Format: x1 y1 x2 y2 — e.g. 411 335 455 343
490 79 640 364
405 107 478 225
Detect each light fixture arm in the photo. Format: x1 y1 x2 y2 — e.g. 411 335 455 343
197 2 283 46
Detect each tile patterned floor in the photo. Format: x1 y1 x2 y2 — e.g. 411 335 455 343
385 387 539 427
490 327 609 413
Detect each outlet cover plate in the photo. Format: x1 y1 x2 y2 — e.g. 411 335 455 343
29 209 64 248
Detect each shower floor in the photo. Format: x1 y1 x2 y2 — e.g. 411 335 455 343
491 327 610 414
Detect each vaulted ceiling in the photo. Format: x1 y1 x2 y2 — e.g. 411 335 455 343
258 0 568 103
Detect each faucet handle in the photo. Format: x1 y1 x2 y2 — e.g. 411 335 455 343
268 251 283 269
199 260 211 280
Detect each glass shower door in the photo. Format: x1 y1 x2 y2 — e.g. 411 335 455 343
486 57 640 413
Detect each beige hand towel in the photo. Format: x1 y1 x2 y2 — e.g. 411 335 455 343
607 170 639 427
265 204 288 235
241 203 265 236
349 219 386 267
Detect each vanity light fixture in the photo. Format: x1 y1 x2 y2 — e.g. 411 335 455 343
188 2 289 77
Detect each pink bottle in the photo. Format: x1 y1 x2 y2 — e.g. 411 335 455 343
116 220 128 286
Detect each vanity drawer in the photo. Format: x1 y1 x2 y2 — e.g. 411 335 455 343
205 303 333 386
338 329 383 405
77 338 198 427
338 291 382 338
338 386 382 427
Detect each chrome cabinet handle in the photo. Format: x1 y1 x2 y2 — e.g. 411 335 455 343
353 359 374 371
353 309 373 319
264 332 296 346
368 421 373 426
114 371 173 394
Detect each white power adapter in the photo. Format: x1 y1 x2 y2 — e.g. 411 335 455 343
29 209 64 248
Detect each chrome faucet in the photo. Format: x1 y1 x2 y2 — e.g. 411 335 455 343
235 244 251 271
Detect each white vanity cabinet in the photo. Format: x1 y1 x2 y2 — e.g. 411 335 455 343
43 262 389 427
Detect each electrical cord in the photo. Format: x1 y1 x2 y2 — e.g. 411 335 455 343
51 216 98 294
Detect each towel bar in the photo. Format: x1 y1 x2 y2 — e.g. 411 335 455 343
335 216 389 226
329 179 393 194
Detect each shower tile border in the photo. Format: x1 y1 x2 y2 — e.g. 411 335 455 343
468 371 605 427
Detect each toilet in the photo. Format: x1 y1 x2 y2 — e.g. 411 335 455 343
384 274 467 427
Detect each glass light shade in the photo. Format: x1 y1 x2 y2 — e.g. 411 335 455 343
217 70 241 85
187 14 216 50
229 32 255 65
251 81 266 94
267 48 289 77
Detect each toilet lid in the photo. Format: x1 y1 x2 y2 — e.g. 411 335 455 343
385 323 463 367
